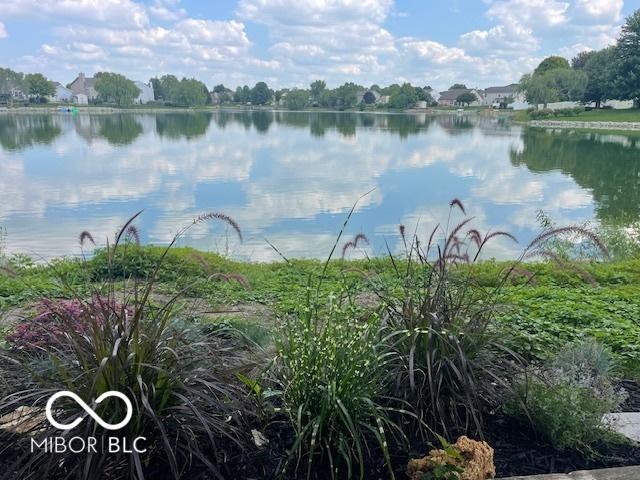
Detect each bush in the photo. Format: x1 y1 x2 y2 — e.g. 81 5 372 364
0 212 254 479
508 340 626 451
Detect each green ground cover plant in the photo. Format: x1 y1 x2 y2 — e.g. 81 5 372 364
507 339 627 451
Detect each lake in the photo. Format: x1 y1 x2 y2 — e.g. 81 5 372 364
0 110 639 261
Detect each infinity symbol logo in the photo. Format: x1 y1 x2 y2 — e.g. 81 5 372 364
45 391 133 431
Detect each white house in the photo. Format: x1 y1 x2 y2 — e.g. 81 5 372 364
438 88 484 107
483 84 529 110
134 81 154 104
68 73 98 101
50 82 73 103
73 93 88 105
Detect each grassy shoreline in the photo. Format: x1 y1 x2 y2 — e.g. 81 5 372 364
3 246 640 374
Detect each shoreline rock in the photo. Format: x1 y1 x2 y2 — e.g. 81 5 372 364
529 120 640 131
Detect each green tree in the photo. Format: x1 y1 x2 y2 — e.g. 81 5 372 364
520 65 587 108
534 56 570 76
614 9 640 106
334 82 361 109
212 84 227 93
309 80 326 103
456 91 477 106
449 83 467 90
284 89 309 110
582 47 615 107
176 78 209 106
94 72 140 106
571 51 596 70
159 75 180 102
389 83 418 109
0 68 26 95
25 73 55 102
362 91 377 104
519 73 558 108
545 68 587 101
274 88 289 102
250 81 272 105
150 77 162 100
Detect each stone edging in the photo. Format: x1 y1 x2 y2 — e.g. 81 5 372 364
499 465 640 479
529 120 640 131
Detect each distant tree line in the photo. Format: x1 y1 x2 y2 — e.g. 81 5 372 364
209 79 437 111
519 8 640 109
0 68 55 103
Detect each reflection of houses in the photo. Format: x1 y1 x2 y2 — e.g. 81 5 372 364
438 88 484 107
68 72 98 103
134 81 154 104
49 82 73 103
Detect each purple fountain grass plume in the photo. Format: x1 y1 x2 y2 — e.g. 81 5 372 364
528 248 598 286
79 230 95 247
449 198 466 215
194 212 243 242
527 226 609 260
426 224 440 254
466 229 482 248
353 233 369 247
115 210 144 247
472 230 518 263
444 217 475 255
124 225 140 246
341 233 370 259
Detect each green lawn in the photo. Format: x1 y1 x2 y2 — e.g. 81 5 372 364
567 108 640 122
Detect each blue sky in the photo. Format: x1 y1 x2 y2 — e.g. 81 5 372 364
0 0 638 91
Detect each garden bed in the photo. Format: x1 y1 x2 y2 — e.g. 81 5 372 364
2 207 640 480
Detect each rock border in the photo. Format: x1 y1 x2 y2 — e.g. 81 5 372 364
499 465 640 480
529 120 640 131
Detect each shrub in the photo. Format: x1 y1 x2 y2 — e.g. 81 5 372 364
0 212 254 480
508 340 626 451
5 299 129 350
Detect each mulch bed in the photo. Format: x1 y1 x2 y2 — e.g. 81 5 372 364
3 381 640 479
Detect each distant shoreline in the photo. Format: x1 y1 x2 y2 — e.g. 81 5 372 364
529 119 640 132
0 104 504 116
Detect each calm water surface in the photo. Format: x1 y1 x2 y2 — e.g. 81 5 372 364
0 111 639 260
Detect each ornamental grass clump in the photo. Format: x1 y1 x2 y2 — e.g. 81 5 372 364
270 194 407 480
374 199 610 439
0 211 254 480
272 287 403 480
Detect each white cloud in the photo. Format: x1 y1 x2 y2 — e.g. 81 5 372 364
459 24 539 55
486 0 570 29
0 0 149 29
236 0 393 25
0 21 7 38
